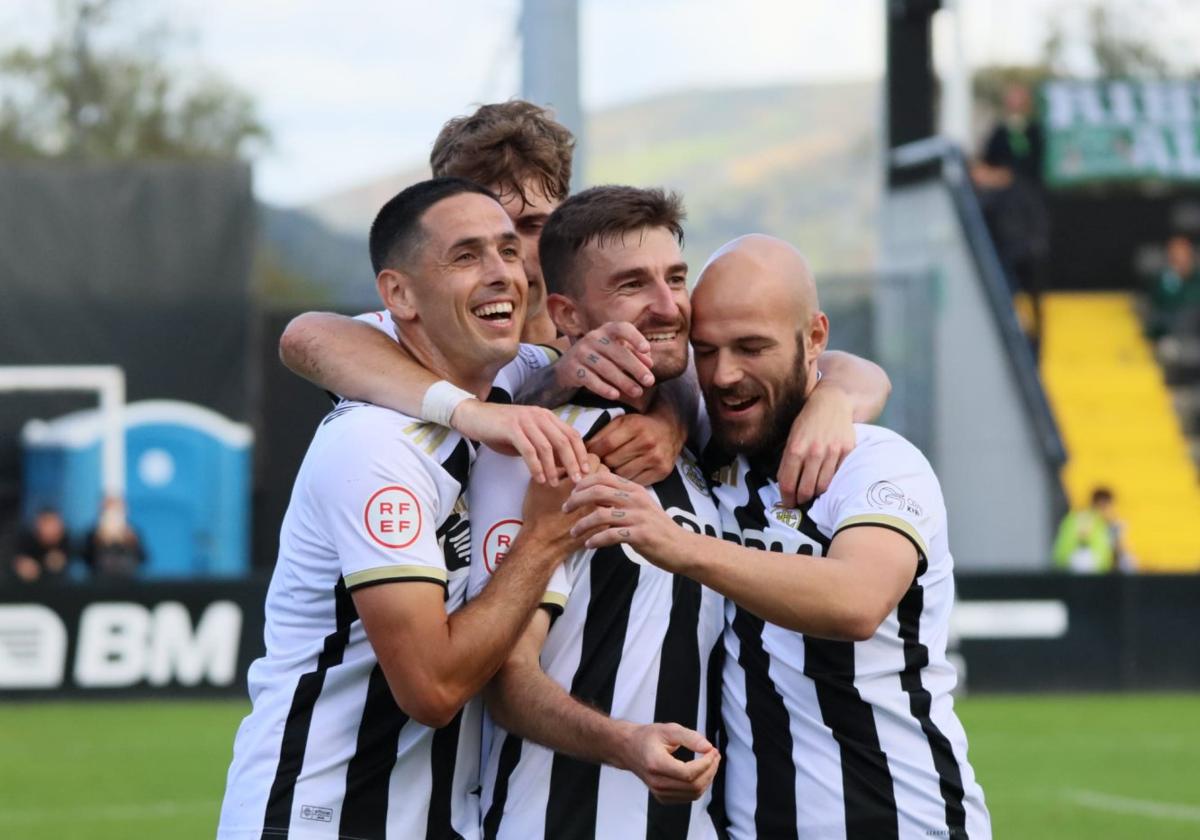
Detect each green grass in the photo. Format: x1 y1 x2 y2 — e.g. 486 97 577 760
0 699 248 839
0 694 1196 839
959 693 1200 839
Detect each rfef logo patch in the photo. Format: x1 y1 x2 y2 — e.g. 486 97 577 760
364 486 423 548
483 519 523 573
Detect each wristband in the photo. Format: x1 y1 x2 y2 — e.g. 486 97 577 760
420 380 474 427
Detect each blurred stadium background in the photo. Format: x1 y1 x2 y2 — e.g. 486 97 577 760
1 0 1198 837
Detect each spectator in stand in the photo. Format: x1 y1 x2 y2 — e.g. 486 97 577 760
973 82 1050 357
1146 235 1200 340
1052 487 1129 573
83 498 144 578
9 507 71 583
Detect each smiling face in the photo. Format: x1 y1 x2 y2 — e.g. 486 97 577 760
691 235 827 458
559 225 691 382
398 191 528 378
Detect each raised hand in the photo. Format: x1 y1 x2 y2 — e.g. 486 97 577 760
555 321 656 402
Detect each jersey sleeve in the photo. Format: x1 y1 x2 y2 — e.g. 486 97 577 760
353 310 398 341
817 429 943 564
467 447 571 615
313 414 450 591
491 342 563 401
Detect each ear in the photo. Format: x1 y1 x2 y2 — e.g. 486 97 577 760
546 292 586 339
377 268 418 322
807 310 830 358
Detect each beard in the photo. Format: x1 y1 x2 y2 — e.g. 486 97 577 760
706 344 809 460
638 314 690 383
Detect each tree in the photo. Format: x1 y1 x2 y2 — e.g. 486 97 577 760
0 0 267 160
972 0 1196 112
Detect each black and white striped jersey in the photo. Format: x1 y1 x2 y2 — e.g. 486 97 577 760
706 424 991 840
467 397 727 840
219 403 480 839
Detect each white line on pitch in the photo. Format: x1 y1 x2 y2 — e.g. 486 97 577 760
1065 789 1200 822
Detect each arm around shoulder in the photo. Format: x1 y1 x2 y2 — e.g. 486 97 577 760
279 310 440 414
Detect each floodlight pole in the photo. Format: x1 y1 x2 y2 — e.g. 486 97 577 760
887 0 942 185
0 365 126 499
520 0 584 190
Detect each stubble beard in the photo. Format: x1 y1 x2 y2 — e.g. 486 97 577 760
710 347 809 461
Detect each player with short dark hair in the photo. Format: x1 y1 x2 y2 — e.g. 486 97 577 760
469 184 725 838
430 100 576 342
217 178 592 840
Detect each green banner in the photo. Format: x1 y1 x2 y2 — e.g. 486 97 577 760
1042 80 1200 187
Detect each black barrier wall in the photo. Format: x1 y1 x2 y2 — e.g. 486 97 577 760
955 573 1200 693
2 574 1197 700
0 579 267 699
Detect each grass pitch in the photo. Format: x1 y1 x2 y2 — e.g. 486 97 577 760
0 693 1196 839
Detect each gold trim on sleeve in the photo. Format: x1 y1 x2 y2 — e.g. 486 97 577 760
834 513 929 558
344 565 449 589
540 591 568 610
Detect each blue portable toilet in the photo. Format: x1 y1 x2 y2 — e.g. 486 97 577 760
21 400 254 578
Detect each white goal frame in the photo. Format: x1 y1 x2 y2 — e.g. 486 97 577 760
0 366 126 498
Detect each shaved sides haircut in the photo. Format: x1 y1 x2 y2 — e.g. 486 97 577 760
368 177 496 274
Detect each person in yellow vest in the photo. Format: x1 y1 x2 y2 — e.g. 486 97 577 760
1052 487 1123 573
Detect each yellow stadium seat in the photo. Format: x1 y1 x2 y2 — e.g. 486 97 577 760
1041 292 1200 571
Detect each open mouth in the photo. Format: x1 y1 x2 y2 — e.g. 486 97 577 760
643 330 679 345
719 394 761 416
472 301 515 326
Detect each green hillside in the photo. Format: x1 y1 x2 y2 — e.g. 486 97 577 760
285 80 881 306
586 82 878 273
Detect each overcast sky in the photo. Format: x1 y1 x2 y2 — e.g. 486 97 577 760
2 0 1196 206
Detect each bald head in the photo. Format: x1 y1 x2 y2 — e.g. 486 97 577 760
694 234 818 322
690 234 829 459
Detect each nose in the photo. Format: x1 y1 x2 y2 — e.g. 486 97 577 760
711 349 742 389
483 246 521 290
647 278 680 321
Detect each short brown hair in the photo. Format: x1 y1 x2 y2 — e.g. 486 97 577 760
430 100 574 206
540 185 686 297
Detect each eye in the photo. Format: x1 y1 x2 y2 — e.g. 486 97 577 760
619 279 645 292
454 252 476 264
668 274 687 288
692 344 715 358
501 245 521 259
518 220 544 234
